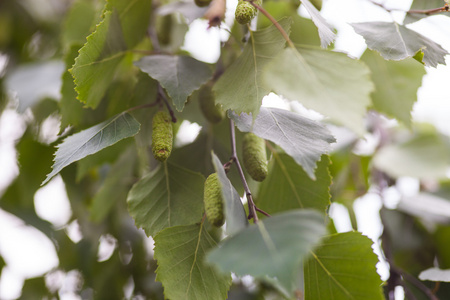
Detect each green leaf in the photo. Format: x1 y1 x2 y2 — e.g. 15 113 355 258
0 255 5 275
134 55 213 111
127 162 205 237
71 10 126 108
381 208 435 275
304 232 384 300
60 44 86 130
373 132 450 179
0 132 54 237
211 153 248 236
170 131 224 176
351 22 448 68
404 0 450 24
61 0 99 48
207 210 326 294
257 153 331 214
419 268 450 282
231 107 335 179
263 47 373 135
71 0 151 108
258 3 320 47
154 224 232 300
300 0 336 47
19 277 51 300
361 50 425 127
105 0 152 48
89 146 137 223
43 112 140 185
214 18 291 117
76 137 133 181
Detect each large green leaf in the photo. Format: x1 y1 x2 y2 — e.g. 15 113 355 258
257 153 331 214
60 44 86 130
362 50 425 127
61 0 99 48
127 162 204 237
231 107 335 179
304 232 384 300
71 10 125 108
134 55 213 111
404 0 450 24
373 132 450 180
352 22 448 68
263 47 373 135
43 112 140 185
76 137 133 181
154 224 232 300
207 210 326 295
211 153 248 235
89 146 137 223
214 18 291 117
71 0 151 108
300 0 336 47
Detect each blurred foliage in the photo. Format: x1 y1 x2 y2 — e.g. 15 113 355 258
1 0 450 299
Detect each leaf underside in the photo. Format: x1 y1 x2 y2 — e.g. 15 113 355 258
43 112 140 185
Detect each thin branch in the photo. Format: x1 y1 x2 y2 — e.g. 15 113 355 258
228 119 259 223
369 0 449 16
393 265 439 300
157 84 177 123
408 5 449 15
126 102 158 113
248 0 295 48
255 207 271 217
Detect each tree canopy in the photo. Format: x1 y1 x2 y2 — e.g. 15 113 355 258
1 0 450 299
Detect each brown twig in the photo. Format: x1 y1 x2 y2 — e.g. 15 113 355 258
369 0 449 16
228 119 260 223
126 102 158 113
248 0 295 48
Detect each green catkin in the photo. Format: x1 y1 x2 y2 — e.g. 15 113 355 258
157 14 172 45
203 173 225 227
235 0 261 25
198 83 224 124
242 133 268 182
152 111 173 162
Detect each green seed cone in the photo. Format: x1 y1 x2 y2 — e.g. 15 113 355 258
235 0 261 25
199 83 224 124
204 173 225 227
242 133 268 182
152 111 173 162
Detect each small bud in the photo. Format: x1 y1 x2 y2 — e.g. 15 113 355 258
152 111 173 162
242 133 268 182
204 173 225 227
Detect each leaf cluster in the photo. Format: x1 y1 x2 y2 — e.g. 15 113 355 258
1 0 450 299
